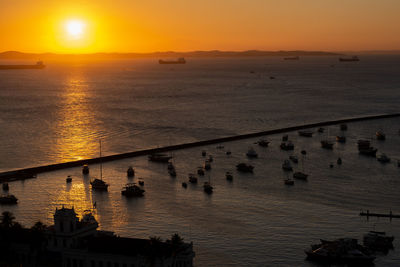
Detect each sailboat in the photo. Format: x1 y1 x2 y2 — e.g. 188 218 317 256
90 140 109 191
293 151 308 180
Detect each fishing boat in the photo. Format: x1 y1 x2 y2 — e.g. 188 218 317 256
236 163 254 172
148 153 172 163
282 160 293 171
298 130 313 137
257 139 270 147
66 176 72 183
0 194 18 204
280 141 294 150
82 164 89 175
225 171 233 181
121 183 145 197
90 140 109 191
246 147 258 158
127 166 135 177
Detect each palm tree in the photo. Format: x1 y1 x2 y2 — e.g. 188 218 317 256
1 211 15 228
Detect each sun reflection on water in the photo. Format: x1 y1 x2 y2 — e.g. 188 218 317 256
53 73 100 162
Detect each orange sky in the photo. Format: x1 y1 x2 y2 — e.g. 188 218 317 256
0 0 399 53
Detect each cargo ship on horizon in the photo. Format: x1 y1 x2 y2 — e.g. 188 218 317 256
0 61 46 69
159 57 186 64
339 56 360 62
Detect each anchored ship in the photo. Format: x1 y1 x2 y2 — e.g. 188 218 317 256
159 57 186 64
0 61 45 69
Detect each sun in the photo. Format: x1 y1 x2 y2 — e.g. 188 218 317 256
65 20 85 38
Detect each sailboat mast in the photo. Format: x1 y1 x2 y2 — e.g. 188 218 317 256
100 140 102 180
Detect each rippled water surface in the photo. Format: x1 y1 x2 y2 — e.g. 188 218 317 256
0 56 400 266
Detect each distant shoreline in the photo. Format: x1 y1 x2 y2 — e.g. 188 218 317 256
0 50 343 60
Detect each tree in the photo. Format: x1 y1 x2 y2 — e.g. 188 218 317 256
1 211 15 228
31 221 47 232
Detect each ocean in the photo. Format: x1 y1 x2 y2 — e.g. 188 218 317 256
0 56 399 266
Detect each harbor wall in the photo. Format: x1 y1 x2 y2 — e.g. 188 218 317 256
1 113 399 182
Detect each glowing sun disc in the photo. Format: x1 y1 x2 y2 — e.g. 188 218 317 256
66 20 85 37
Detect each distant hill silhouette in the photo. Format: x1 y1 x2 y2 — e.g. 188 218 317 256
0 50 342 60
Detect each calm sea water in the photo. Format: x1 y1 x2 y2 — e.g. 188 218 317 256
0 56 400 266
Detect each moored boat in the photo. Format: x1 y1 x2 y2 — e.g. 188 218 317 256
293 171 308 180
280 141 294 150
90 178 109 191
2 183 9 191
197 167 205 176
225 171 233 181
321 140 334 149
377 153 390 163
66 176 72 183
282 160 293 171
336 136 346 143
203 182 213 194
0 194 18 205
127 166 135 177
289 155 298 163
82 164 89 175
363 231 394 252
257 139 269 147
246 147 258 158
188 174 198 184
376 131 386 140
236 163 254 172
121 183 145 197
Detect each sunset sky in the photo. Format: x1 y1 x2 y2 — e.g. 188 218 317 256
0 0 399 53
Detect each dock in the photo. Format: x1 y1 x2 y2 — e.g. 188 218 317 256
360 211 400 219
0 113 399 183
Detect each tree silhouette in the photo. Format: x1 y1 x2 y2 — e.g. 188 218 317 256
1 211 15 228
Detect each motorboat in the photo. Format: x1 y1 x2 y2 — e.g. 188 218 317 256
336 136 346 143
376 131 386 140
121 183 145 197
293 171 308 180
197 167 205 176
236 163 254 172
127 166 135 177
377 153 390 163
226 172 233 181
0 194 18 205
203 182 213 194
82 164 89 175
359 147 377 157
289 155 298 163
340 124 348 131
298 130 313 137
305 238 375 265
257 139 270 147
188 174 198 184
148 153 172 162
363 231 394 252
90 179 109 191
246 147 258 158
282 160 293 171
2 183 9 191
280 141 294 150
321 140 334 149
66 176 72 183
